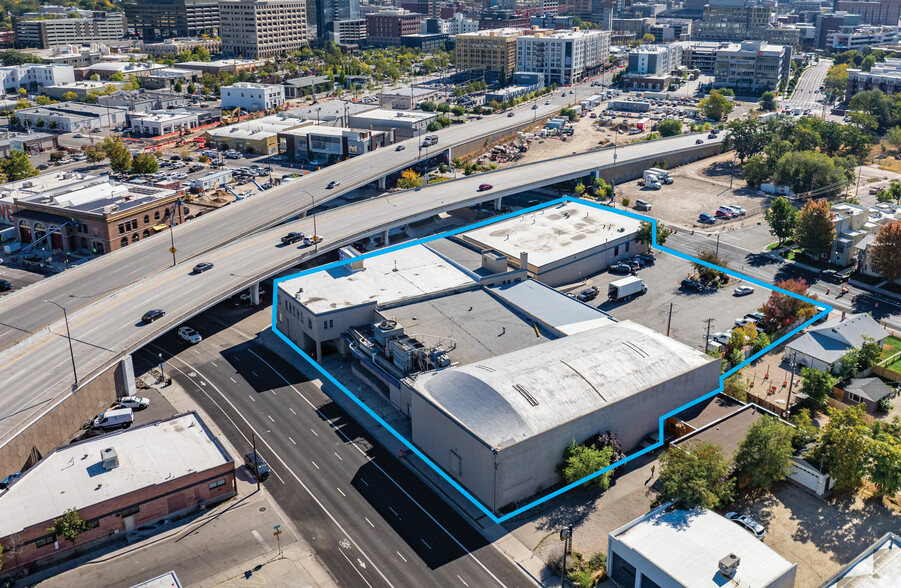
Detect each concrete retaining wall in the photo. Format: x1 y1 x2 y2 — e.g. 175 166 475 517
449 115 555 161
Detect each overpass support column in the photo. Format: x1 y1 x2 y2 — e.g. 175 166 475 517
446 148 452 163
378 176 387 190
250 282 261 306
592 170 600 181
494 197 503 210
382 229 390 246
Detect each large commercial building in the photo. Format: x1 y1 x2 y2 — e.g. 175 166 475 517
140 37 223 57
846 57 901 99
328 19 367 44
317 0 362 41
13 12 126 49
713 40 792 96
347 108 437 139
515 28 610 85
366 10 423 46
828 24 900 50
130 110 200 136
608 505 797 588
275 202 720 512
14 102 128 132
219 0 308 58
0 64 75 93
124 0 221 41
455 28 523 77
649 18 693 42
695 0 800 46
835 0 901 26
206 112 309 153
624 43 683 90
221 82 286 112
0 413 235 576
676 41 724 74
278 124 395 161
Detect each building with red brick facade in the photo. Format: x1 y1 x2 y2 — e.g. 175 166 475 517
366 10 423 46
0 413 235 575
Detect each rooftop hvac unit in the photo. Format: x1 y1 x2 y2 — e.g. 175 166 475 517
101 447 119 470
373 319 403 345
718 554 740 578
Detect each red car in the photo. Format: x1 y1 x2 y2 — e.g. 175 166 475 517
715 209 733 219
478 184 493 191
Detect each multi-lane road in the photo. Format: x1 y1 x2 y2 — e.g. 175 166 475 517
0 131 722 446
143 316 535 588
783 58 832 113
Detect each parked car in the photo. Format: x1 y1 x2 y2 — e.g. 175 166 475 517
681 278 705 291
326 180 340 189
178 325 202 344
609 263 632 274
638 252 655 263
193 261 214 273
478 183 493 191
244 451 271 481
711 331 732 346
281 231 304 245
0 279 11 292
725 512 766 539
141 309 165 323
634 199 652 211
715 209 733 219
733 285 755 296
698 213 714 223
577 286 599 302
726 205 746 216
117 396 150 410
735 316 758 328
819 269 848 284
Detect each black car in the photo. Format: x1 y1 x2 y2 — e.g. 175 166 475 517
193 262 214 273
326 180 340 189
638 252 655 263
141 309 165 323
819 269 849 284
281 231 304 245
609 263 632 274
244 451 271 482
681 278 704 291
0 279 11 292
577 286 599 302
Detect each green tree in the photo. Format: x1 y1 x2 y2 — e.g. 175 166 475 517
574 182 586 196
698 90 734 122
837 349 861 381
868 438 901 496
752 332 771 354
723 374 748 402
760 91 777 111
765 196 799 245
592 176 612 200
742 154 771 187
0 151 38 182
187 82 196 94
174 81 183 93
656 442 734 509
890 182 901 204
811 405 870 493
89 73 100 81
791 408 819 450
131 152 159 175
101 136 132 172
641 33 655 44
84 145 107 164
560 439 613 490
50 509 91 555
734 416 795 488
657 119 681 137
436 102 450 113
860 55 877 72
35 95 52 106
858 335 882 370
774 151 850 198
451 105 465 118
419 101 436 112
108 71 125 82
799 367 838 412
886 126 901 154
692 249 728 284
868 221 901 282
723 119 768 163
794 198 835 257
824 63 848 98
636 220 670 246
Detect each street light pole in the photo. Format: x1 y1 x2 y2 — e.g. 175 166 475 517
559 526 572 588
301 189 318 250
42 300 78 388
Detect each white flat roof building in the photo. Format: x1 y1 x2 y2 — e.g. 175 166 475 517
608 505 797 588
130 110 199 136
460 200 645 286
221 82 286 112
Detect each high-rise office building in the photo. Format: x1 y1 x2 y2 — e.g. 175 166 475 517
219 0 308 58
125 0 220 40
316 0 361 40
13 12 126 49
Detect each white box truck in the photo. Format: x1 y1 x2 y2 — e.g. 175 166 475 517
647 167 674 184
608 276 647 301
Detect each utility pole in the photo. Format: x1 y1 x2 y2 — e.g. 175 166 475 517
715 233 721 258
786 350 797 416
252 431 260 491
703 318 715 353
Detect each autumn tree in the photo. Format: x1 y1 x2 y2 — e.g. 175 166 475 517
100 136 132 172
61 91 78 101
868 221 901 282
794 199 835 257
759 278 815 332
765 196 798 245
396 168 422 189
84 144 107 163
734 416 795 488
656 442 734 509
0 151 39 182
810 405 870 493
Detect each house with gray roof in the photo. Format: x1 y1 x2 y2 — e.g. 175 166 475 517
785 313 888 374
842 377 894 413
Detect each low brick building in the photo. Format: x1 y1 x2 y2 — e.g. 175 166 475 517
0 412 235 574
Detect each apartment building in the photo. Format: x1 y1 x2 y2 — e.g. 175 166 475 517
515 28 610 85
219 0 307 58
455 28 523 77
845 58 901 100
713 40 791 96
424 13 479 35
835 0 901 26
695 0 801 46
124 0 220 41
13 12 126 49
623 43 683 89
221 82 286 111
329 19 368 44
366 10 422 46
317 0 362 41
648 18 693 42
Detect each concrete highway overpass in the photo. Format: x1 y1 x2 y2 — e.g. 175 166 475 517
0 131 723 471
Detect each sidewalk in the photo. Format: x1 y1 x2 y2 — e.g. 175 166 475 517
259 329 555 587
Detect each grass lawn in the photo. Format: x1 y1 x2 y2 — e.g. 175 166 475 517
767 239 795 251
880 336 901 362
888 357 901 373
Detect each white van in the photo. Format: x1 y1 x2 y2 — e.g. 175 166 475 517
93 407 134 430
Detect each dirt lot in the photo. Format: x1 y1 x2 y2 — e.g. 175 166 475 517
732 483 901 587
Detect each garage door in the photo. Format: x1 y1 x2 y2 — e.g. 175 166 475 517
610 551 637 587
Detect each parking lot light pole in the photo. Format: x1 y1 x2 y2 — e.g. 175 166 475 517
43 300 78 388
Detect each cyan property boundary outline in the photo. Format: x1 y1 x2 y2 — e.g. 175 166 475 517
271 197 831 524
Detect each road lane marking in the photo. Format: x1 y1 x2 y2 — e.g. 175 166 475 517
252 530 268 550
290 407 297 415
336 544 375 588
457 576 469 586
334 452 342 461
153 348 395 588
361 478 368 487
365 517 374 528
337 487 346 497
388 507 400 519
268 415 275 423
311 461 319 469
289 437 296 445
230 377 237 383
249 395 255 402
396 551 407 563
211 362 217 367
421 539 432 550
252 371 258 377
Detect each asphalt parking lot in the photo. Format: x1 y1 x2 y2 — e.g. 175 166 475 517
0 262 47 297
569 249 771 351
